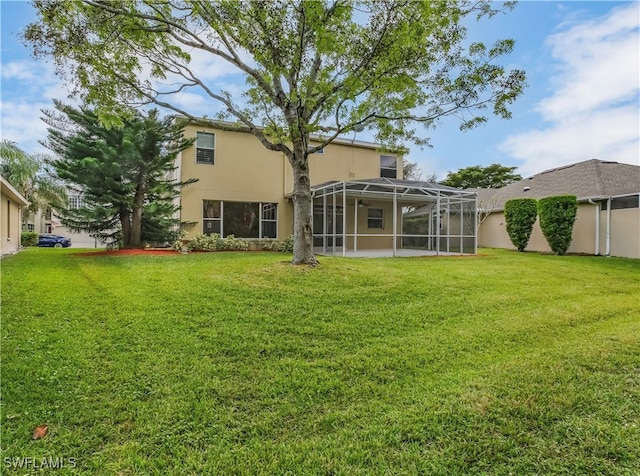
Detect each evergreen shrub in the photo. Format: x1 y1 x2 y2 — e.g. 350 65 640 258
21 232 39 247
504 198 538 251
538 195 578 255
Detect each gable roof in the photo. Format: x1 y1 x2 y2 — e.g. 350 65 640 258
476 159 640 210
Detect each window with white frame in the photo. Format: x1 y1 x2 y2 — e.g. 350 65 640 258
68 194 84 209
261 203 277 238
203 200 221 234
380 155 397 178
367 208 384 229
203 200 277 238
196 132 215 165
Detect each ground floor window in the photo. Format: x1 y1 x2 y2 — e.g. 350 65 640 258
367 208 384 229
203 200 277 238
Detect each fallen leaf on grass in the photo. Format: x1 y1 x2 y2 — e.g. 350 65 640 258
32 424 48 440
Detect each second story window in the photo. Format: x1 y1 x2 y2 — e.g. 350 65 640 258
68 194 84 209
380 155 397 178
196 132 215 165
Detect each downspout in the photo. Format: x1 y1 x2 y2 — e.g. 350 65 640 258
587 199 600 255
605 197 612 256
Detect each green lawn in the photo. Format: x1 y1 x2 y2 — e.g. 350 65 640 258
1 248 639 475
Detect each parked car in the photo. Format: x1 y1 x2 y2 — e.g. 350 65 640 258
37 234 72 248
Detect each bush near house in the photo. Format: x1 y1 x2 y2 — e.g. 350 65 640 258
504 198 538 251
182 234 250 252
175 235 295 253
538 195 578 255
20 232 38 247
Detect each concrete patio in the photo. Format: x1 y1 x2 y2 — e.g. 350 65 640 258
314 247 473 258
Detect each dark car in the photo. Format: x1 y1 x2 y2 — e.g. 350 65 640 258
37 234 72 248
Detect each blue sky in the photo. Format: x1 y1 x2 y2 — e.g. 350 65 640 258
1 1 638 179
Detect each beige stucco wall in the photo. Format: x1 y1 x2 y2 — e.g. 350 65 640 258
1 193 25 255
178 124 398 240
608 208 640 258
479 202 640 258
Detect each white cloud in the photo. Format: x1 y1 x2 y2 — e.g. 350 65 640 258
184 45 254 82
502 105 639 175
0 59 73 154
1 60 40 81
0 99 54 155
502 3 640 177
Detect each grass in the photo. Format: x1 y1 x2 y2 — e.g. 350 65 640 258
1 247 639 475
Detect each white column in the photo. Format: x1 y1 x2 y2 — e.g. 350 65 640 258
342 185 347 257
392 187 397 257
354 199 358 252
436 192 441 255
322 194 327 253
332 188 336 256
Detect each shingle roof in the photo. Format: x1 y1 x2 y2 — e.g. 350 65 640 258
476 159 639 210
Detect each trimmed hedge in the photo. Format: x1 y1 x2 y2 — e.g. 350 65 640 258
504 198 538 251
538 195 578 255
174 234 294 253
183 234 249 252
21 232 39 247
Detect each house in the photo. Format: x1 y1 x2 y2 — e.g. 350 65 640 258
24 192 100 248
176 120 477 256
1 176 29 256
477 159 640 258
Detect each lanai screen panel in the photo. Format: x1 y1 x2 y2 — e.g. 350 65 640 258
311 179 477 256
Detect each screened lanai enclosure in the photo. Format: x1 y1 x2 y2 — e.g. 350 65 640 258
311 178 477 257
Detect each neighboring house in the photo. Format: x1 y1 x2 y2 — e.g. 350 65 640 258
477 159 640 258
176 120 477 256
1 176 29 256
24 192 101 248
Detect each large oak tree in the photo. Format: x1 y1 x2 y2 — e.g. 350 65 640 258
24 0 526 264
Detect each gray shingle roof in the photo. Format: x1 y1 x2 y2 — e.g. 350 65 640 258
476 159 639 210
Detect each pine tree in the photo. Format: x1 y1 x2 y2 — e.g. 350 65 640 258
43 102 196 248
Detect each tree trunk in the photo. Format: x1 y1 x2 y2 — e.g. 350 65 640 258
130 205 143 248
290 158 317 266
129 167 146 248
120 208 132 248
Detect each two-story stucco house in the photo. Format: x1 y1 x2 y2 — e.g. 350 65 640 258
176 119 477 257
